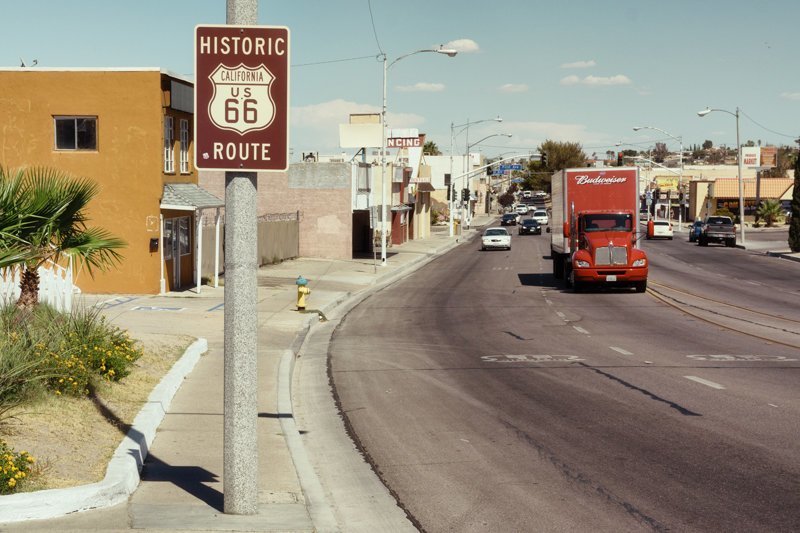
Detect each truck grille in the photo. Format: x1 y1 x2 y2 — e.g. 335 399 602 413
595 244 628 265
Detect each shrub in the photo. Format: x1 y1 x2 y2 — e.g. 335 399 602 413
0 439 35 494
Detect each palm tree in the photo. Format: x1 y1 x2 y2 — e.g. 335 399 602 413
0 166 126 309
756 199 783 227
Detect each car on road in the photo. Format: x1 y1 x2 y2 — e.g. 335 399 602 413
699 216 736 247
531 209 549 225
647 220 673 239
518 218 541 235
689 220 704 242
481 227 511 250
501 213 518 226
515 204 530 216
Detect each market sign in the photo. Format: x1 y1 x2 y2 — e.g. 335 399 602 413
194 25 290 172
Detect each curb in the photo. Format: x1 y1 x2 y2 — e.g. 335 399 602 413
0 338 209 523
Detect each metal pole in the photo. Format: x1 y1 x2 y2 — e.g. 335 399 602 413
678 137 683 231
736 107 746 245
380 54 388 265
223 0 259 515
449 122 454 237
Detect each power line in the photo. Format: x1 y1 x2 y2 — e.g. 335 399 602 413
367 0 384 55
740 110 799 140
291 54 375 68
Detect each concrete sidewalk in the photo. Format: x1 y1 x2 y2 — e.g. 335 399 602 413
0 215 493 532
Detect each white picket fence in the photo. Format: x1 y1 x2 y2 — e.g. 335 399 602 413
0 260 79 312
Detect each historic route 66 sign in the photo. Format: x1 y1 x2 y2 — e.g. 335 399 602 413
195 25 289 172
208 63 275 134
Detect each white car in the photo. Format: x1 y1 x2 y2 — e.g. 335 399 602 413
515 204 529 216
531 209 549 225
648 220 673 239
481 227 511 251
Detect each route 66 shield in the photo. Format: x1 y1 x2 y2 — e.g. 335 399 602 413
208 63 275 135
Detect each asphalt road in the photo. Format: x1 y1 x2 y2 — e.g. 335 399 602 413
329 222 800 532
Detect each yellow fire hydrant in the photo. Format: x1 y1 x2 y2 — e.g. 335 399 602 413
296 275 311 310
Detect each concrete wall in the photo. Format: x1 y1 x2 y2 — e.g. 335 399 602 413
200 162 353 260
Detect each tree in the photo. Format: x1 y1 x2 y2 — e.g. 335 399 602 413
423 141 441 155
498 190 515 209
537 139 586 172
756 199 783 227
0 166 127 309
653 142 668 163
702 140 713 150
789 143 800 252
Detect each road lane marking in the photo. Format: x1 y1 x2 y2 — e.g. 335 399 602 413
573 326 589 335
687 354 798 362
482 354 584 363
545 299 553 305
610 346 633 356
684 376 726 389
556 311 566 319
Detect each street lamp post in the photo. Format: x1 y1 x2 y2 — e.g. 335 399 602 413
380 47 457 265
697 107 745 245
633 126 683 231
462 133 512 228
449 116 502 236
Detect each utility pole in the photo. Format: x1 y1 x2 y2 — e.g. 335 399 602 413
223 0 259 515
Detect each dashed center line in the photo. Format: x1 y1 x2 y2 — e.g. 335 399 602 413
684 376 725 390
573 326 589 335
610 346 633 356
555 311 566 319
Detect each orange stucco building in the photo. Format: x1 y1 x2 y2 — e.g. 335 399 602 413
0 68 221 294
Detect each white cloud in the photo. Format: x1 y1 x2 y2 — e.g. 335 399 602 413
780 92 800 100
560 60 596 69
499 83 528 93
396 82 445 92
560 74 632 86
290 99 424 153
441 38 479 53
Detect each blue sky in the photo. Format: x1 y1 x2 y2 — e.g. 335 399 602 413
3 0 799 162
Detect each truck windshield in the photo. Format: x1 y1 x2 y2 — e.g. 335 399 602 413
583 214 632 232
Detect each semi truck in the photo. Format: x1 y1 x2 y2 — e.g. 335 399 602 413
549 167 648 292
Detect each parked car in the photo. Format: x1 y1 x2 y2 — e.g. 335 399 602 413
531 209 549 225
481 227 511 250
500 213 518 226
689 220 704 242
647 219 673 239
515 204 530 216
518 218 541 235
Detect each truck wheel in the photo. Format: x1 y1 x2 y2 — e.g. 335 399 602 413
699 237 708 246
726 239 735 247
564 265 573 288
634 280 647 293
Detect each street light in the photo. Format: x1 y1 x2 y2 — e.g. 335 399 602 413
449 116 503 236
459 133 512 228
380 46 457 265
632 125 684 231
697 107 745 245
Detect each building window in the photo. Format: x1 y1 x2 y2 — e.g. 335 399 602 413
54 117 97 150
179 119 189 173
164 116 174 173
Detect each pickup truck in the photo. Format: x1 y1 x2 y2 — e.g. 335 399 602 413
699 216 736 247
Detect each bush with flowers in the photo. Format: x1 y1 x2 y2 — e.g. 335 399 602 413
0 439 35 494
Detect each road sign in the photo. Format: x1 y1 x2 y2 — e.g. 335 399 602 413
194 25 290 172
499 164 522 171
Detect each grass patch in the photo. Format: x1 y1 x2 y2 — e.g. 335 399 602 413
0 303 191 492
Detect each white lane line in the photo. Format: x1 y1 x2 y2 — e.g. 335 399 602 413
684 376 726 390
610 346 633 356
573 326 590 335
768 404 779 408
545 299 553 305
555 311 566 319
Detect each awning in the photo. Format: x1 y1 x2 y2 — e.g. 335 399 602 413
415 182 435 192
161 183 224 211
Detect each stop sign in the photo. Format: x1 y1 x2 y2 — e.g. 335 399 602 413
194 25 290 172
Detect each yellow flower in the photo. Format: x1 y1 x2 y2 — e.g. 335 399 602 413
26 456 34 463
8 478 16 487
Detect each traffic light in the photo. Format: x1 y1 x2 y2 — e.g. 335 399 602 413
462 188 470 202
617 152 624 166
540 152 547 167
